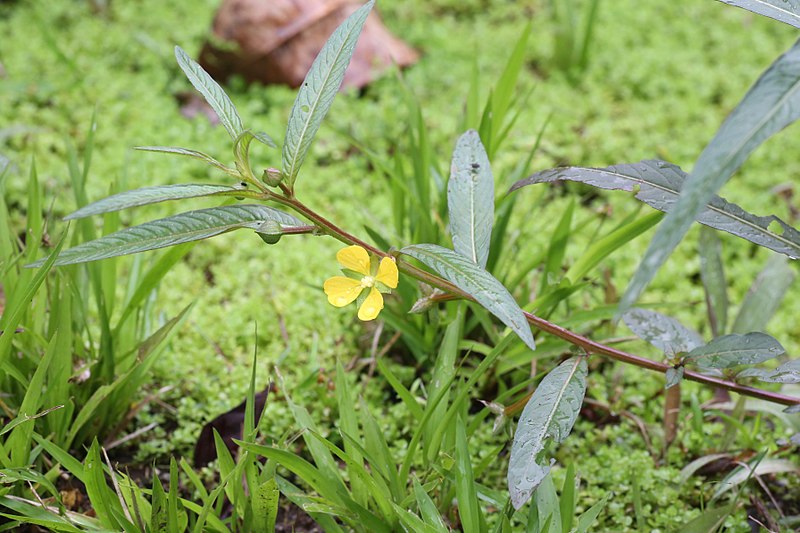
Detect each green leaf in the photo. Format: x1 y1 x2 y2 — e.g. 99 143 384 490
400 244 535 351
620 39 800 312
174 46 244 140
716 0 800 28
621 308 703 356
665 367 684 389
572 492 611 533
684 332 785 368
731 255 795 333
134 146 238 176
512 160 800 259
30 205 304 267
448 129 494 268
680 504 735 533
508 356 587 509
64 184 243 220
281 0 374 187
252 478 279 533
454 415 481 533
699 227 729 337
737 359 800 383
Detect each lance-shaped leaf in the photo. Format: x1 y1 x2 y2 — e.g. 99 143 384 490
401 243 535 350
448 129 494 268
511 160 800 259
174 46 244 140
716 0 800 29
281 1 373 187
135 146 238 176
737 359 800 383
684 332 785 368
508 356 587 509
29 205 304 267
731 255 795 333
619 39 800 313
622 308 703 356
64 184 244 220
699 227 729 337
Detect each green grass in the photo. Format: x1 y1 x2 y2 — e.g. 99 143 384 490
2 0 800 530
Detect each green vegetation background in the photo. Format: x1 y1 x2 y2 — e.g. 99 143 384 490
1 0 799 530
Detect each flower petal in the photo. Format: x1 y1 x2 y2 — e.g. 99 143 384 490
375 257 399 289
336 245 371 275
358 287 384 321
324 276 363 307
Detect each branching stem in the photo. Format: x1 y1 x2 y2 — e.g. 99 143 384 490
279 196 800 408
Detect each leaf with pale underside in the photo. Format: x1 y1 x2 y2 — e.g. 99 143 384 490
282 1 373 187
448 129 493 268
619 39 800 314
29 205 304 267
135 146 238 176
400 243 535 350
622 308 703 356
174 46 244 140
684 332 785 369
507 357 587 509
716 0 800 28
737 359 800 383
64 184 244 220
511 160 800 259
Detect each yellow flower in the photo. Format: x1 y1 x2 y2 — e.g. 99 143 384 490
324 245 399 321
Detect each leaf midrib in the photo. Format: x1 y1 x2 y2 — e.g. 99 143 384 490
557 166 800 255
284 11 365 181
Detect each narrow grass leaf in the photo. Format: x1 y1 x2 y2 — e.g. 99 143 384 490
401 244 535 351
699 227 729 337
716 0 800 28
564 211 662 283
282 1 374 186
572 492 611 532
681 504 735 533
252 478 279 533
508 357 587 509
64 184 243 220
0 232 64 374
619 39 800 312
448 130 493 267
454 415 481 533
30 205 304 267
685 332 785 368
512 160 800 259
412 478 448 532
622 308 703 356
559 463 576 533
732 255 795 333
174 46 244 140
150 472 167 533
135 146 238 176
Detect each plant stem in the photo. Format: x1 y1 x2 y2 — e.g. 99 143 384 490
281 197 800 408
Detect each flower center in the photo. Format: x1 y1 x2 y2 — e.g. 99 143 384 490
360 276 375 288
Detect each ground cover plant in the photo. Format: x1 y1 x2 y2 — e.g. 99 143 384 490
2 0 800 531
